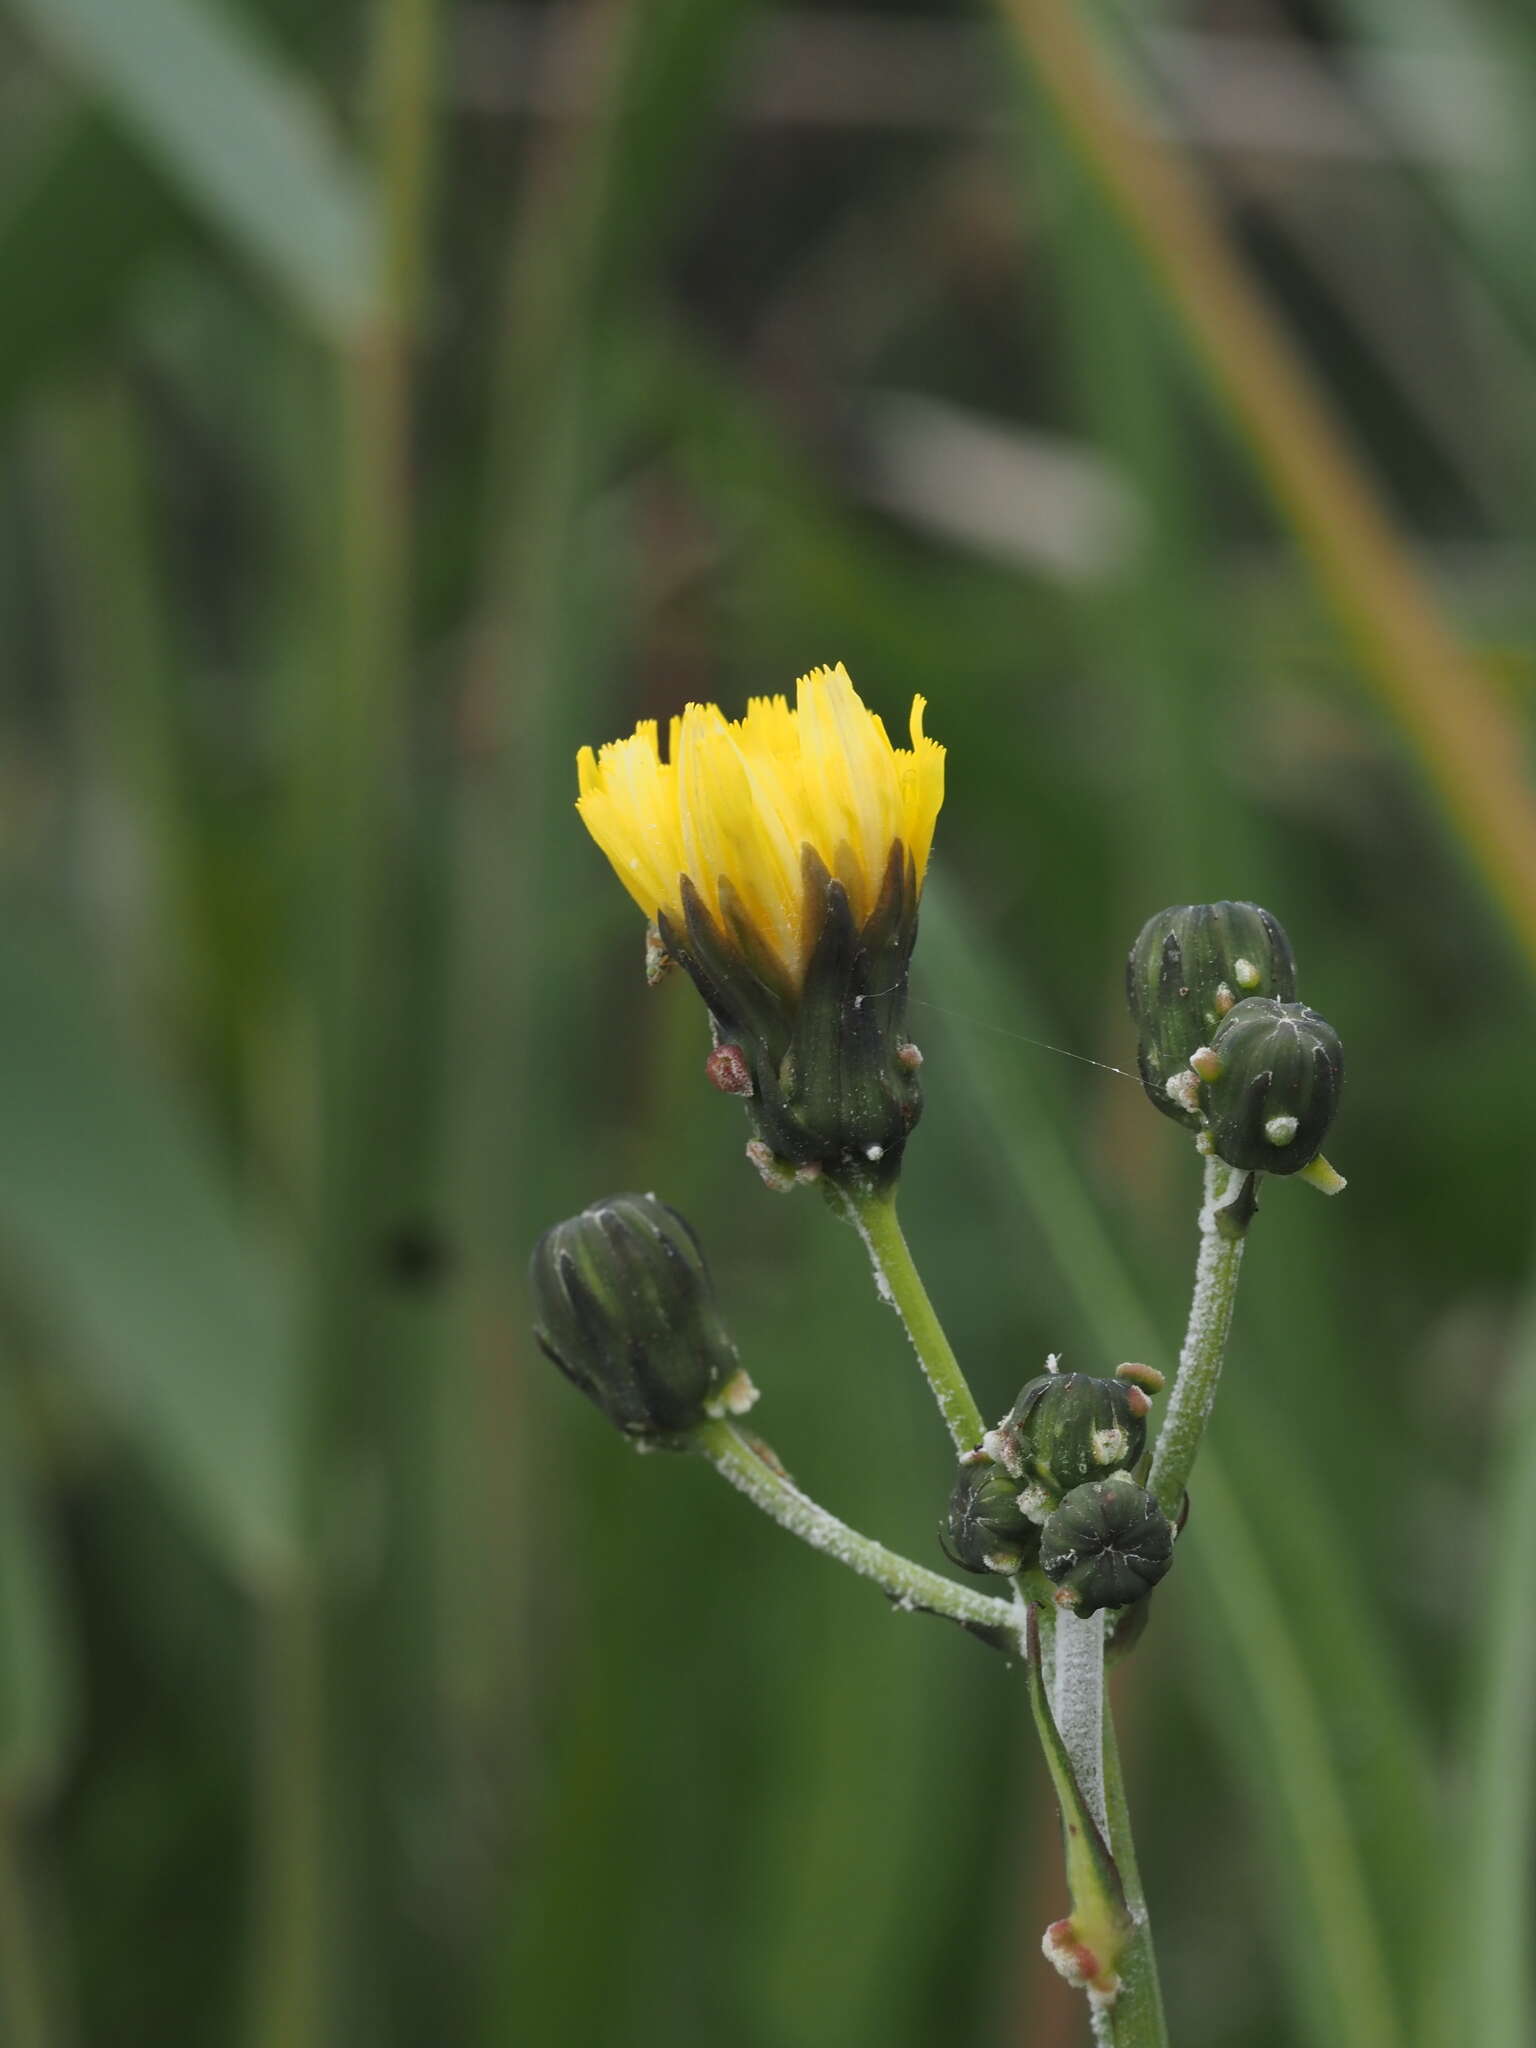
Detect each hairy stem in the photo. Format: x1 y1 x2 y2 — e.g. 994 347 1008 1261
836 1183 1166 2036
1035 1602 1167 2047
1023 1608 1136 2023
837 1184 986 1451
1148 1155 1247 1518
1102 1708 1169 2048
693 1419 1015 1641
1052 1608 1107 1832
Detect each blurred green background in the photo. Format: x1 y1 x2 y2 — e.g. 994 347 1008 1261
1 0 1535 2043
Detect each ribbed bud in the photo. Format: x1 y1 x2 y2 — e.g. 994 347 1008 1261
1126 902 1297 1127
941 1462 1041 1576
1040 1474 1174 1617
1198 996 1343 1174
530 1193 742 1443
988 1371 1148 1511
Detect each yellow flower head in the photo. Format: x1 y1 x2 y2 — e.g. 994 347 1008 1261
575 663 943 1189
576 662 944 989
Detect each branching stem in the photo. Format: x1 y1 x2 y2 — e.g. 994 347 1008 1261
693 1418 1015 1641
1102 1711 1169 2048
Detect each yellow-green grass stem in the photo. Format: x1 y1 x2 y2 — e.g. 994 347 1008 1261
838 1184 987 1452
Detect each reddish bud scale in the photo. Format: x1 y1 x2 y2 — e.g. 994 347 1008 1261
705 1043 754 1096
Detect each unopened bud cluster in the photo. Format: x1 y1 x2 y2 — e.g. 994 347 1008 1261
943 1364 1174 1616
1127 901 1343 1186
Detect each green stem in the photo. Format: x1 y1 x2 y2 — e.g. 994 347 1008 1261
838 1184 987 1450
1148 1154 1247 1518
1033 1602 1167 2048
1102 1705 1169 2048
1023 1607 1135 2019
1051 1605 1107 1829
693 1419 1016 1642
837 1181 1168 2036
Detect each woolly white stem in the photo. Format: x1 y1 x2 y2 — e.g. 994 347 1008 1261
1052 1607 1108 1833
1148 1154 1247 1516
694 1419 1015 1634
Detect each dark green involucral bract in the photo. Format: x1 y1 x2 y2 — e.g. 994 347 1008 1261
991 1371 1147 1506
1040 1475 1174 1617
1198 996 1343 1174
661 843 923 1192
941 1460 1041 1576
1126 901 1296 1127
530 1193 739 1443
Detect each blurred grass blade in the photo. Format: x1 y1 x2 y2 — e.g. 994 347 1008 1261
1331 0 1536 353
1180 1458 1402 2048
1454 1257 1536 2048
0 908 298 1586
989 0 1536 978
6 0 379 339
917 881 1411 2048
0 113 190 419
0 1373 76 2048
0 1376 74 1812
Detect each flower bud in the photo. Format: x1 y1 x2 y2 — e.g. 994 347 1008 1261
987 1371 1148 1511
1197 996 1343 1175
530 1193 743 1443
1126 902 1297 1127
941 1461 1041 1576
1040 1474 1174 1617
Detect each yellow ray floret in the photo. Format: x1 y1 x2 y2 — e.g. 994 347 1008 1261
576 663 945 982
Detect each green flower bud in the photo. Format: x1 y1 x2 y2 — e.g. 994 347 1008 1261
941 1461 1042 1576
530 1193 749 1444
988 1371 1149 1510
1197 996 1343 1175
1040 1474 1174 1617
1126 902 1297 1127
